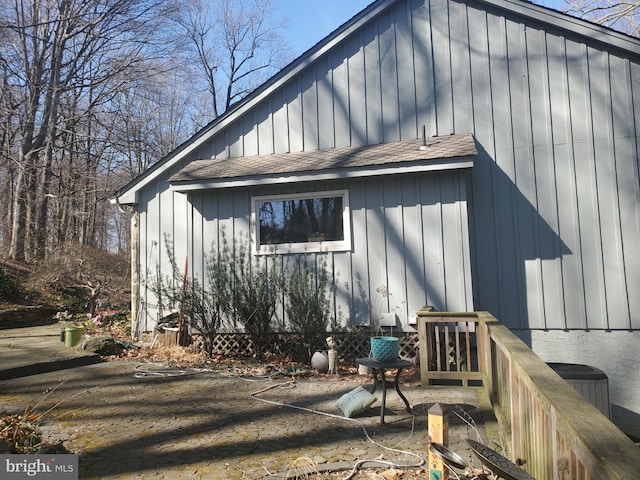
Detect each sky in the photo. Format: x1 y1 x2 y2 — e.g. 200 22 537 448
274 0 374 55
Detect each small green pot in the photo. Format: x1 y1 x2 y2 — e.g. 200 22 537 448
65 326 85 347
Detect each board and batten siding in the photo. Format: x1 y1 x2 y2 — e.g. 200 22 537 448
158 0 639 332
174 172 472 330
126 0 640 437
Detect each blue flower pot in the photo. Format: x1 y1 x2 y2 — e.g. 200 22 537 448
370 336 399 362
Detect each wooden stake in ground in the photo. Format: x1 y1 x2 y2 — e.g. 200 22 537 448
177 257 189 346
428 403 449 480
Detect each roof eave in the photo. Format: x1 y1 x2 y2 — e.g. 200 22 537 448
169 156 474 192
110 190 136 206
472 0 640 58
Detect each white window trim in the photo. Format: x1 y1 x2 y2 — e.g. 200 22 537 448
251 190 351 255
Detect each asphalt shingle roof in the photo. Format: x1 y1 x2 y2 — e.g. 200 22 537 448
169 134 476 186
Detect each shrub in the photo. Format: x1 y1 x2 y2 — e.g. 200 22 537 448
284 256 334 363
228 237 283 361
25 245 130 313
0 268 21 302
150 236 231 356
0 410 42 453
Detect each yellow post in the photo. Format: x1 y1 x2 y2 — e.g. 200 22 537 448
428 403 449 480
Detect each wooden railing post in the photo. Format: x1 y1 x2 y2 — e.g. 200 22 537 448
416 307 431 387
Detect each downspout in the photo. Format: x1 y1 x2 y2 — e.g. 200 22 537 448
130 210 140 340
113 194 141 340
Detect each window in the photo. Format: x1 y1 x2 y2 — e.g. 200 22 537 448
252 190 351 254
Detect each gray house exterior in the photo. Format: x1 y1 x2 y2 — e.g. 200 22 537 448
113 0 640 437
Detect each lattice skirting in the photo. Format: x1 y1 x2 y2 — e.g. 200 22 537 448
202 332 419 362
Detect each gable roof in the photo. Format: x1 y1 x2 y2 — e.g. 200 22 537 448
112 0 640 205
169 134 477 191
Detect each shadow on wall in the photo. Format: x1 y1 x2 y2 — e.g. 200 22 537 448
612 404 640 442
469 143 572 335
184 140 577 337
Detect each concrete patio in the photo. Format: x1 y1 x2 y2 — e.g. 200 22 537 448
0 323 493 479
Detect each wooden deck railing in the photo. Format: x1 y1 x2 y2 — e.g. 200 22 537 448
416 309 640 480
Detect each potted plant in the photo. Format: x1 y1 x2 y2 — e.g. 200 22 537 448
56 311 85 347
370 335 399 362
369 286 399 362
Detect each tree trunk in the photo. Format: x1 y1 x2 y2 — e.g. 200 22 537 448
33 134 56 259
9 159 30 262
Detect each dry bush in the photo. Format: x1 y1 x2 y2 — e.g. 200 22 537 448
0 410 42 453
25 244 130 312
137 345 211 368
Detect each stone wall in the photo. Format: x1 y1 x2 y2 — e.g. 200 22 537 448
0 306 58 330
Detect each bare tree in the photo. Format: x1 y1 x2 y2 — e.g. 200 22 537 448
562 0 640 36
0 0 174 261
172 0 293 120
101 71 204 254
108 72 202 179
0 59 19 255
0 0 294 265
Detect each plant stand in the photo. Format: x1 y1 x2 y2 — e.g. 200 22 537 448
356 357 413 423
